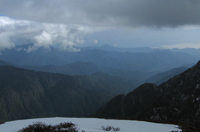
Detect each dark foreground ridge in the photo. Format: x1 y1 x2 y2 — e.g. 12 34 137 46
92 60 200 125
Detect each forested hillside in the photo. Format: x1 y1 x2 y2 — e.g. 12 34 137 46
0 66 135 122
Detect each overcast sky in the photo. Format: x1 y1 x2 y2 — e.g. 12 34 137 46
0 0 200 51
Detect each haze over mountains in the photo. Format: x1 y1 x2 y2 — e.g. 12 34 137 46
2 1 200 131
0 44 198 78
0 44 198 72
0 44 197 89
146 66 189 85
0 44 200 128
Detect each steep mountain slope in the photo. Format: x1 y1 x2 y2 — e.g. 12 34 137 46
139 61 200 124
0 66 135 122
91 83 159 119
92 60 200 124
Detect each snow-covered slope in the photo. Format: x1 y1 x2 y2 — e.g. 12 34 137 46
0 117 180 132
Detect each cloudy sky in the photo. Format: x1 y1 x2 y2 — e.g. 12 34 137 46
0 0 200 51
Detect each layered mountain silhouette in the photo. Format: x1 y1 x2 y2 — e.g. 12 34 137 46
0 45 197 73
83 44 156 53
146 66 189 85
0 66 135 122
1 59 189 90
1 45 200 125
20 61 152 87
92 61 200 124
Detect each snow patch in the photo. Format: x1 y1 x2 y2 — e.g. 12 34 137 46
0 117 180 132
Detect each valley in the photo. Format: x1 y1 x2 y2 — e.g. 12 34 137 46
1 2 200 131
0 45 200 131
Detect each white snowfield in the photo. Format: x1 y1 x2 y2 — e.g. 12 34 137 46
0 117 181 132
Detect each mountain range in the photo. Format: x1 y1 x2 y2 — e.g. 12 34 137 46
19 61 152 87
0 59 149 88
91 60 200 125
1 44 200 126
0 66 135 122
84 44 200 56
0 45 198 73
145 66 189 85
0 59 191 90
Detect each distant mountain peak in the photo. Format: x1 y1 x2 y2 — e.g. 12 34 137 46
101 44 113 48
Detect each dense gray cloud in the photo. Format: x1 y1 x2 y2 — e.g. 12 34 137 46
1 0 200 50
0 0 200 28
0 16 102 51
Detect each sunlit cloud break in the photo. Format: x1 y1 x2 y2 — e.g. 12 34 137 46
0 16 103 52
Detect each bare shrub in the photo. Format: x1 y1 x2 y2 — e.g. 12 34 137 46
102 125 120 131
17 122 79 132
113 127 120 131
